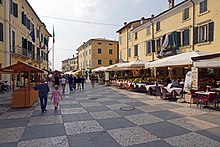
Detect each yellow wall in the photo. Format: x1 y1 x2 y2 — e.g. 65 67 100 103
0 2 5 71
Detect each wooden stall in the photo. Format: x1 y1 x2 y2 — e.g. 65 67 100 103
0 61 44 108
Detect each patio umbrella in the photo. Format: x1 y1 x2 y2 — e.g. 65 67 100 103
92 66 107 72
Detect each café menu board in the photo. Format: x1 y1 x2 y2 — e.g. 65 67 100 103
191 67 198 90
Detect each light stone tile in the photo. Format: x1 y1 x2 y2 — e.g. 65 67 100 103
106 103 130 110
0 127 25 144
90 111 121 120
64 120 104 135
95 98 114 102
168 117 218 131
0 106 10 113
125 113 163 125
28 115 63 126
80 102 102 107
75 97 90 100
59 100 78 105
136 105 164 113
116 99 138 103
61 108 87 115
107 126 159 146
169 107 207 116
141 99 168 105
0 111 33 119
165 132 220 147
17 135 69 147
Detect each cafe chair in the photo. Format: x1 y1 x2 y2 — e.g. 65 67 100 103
189 90 200 106
155 86 162 99
161 87 172 100
198 92 217 111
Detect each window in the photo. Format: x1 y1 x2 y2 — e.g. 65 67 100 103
41 33 43 42
109 43 113 45
127 48 131 57
22 12 26 26
119 51 122 62
32 45 35 60
89 49 91 54
109 49 113 54
0 22 3 42
0 0 3 5
12 30 16 53
199 24 208 42
200 0 207 14
27 18 30 30
182 29 190 46
182 8 189 20
109 60 113 65
98 42 101 45
119 36 122 45
134 45 138 57
36 29 39 38
98 48 102 54
127 31 131 40
146 26 151 35
156 21 160 31
146 41 151 54
12 2 18 17
135 32 138 39
98 59 102 65
156 38 161 50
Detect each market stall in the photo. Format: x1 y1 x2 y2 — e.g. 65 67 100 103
0 61 44 108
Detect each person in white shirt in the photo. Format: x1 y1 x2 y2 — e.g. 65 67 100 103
60 76 67 94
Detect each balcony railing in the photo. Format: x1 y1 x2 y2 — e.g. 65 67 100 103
11 46 32 59
36 55 43 63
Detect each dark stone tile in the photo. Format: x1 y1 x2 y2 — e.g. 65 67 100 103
197 126 220 142
98 118 135 130
20 125 45 140
155 103 182 109
148 110 183 120
126 101 147 107
31 109 61 117
129 140 173 147
92 137 121 147
88 131 113 141
84 106 110 112
114 108 145 116
68 134 91 145
0 142 18 147
69 141 95 147
0 118 29 129
62 114 79 122
77 113 94 121
141 121 191 139
194 113 220 126
44 123 66 137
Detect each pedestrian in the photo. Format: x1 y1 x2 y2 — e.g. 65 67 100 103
90 74 96 87
54 74 60 86
51 85 63 110
60 75 67 93
73 75 76 90
68 74 73 92
34 78 50 113
75 75 81 90
80 75 86 89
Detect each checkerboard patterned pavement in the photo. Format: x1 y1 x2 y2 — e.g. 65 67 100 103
0 82 220 147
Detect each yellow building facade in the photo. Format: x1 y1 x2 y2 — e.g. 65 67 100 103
0 0 51 80
61 55 78 72
77 38 119 70
118 0 219 63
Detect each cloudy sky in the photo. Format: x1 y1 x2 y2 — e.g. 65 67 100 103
28 0 182 70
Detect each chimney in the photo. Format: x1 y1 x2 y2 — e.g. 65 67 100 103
124 22 127 25
140 17 145 24
168 0 175 9
151 14 154 18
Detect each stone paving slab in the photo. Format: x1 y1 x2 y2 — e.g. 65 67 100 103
0 83 219 147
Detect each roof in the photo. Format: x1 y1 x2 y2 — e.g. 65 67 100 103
0 61 44 73
116 19 146 33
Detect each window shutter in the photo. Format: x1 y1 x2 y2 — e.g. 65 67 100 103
13 2 18 17
152 40 155 52
0 23 3 42
208 22 214 41
193 27 198 44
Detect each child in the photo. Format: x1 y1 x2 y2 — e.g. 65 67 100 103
51 85 63 110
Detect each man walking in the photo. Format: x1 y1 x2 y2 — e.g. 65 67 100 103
68 74 74 92
34 78 50 113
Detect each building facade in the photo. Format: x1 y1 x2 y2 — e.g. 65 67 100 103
0 0 51 80
118 0 219 63
61 55 78 72
77 38 119 70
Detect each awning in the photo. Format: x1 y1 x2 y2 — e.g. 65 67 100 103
118 60 147 68
92 66 107 72
145 51 215 68
192 53 220 68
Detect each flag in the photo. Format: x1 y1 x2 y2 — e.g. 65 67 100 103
29 29 35 42
53 25 55 44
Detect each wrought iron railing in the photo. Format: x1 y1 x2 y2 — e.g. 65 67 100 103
11 46 32 59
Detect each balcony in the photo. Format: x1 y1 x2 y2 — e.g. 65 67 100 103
11 46 32 59
36 55 43 63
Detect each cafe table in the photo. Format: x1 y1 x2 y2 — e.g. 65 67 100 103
195 91 217 109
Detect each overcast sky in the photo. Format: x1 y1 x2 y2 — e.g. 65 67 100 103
28 0 182 70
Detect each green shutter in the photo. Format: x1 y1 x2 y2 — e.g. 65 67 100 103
193 27 198 44
208 22 214 41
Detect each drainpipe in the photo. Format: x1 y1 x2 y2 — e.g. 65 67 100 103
150 15 155 61
126 27 128 62
189 0 195 51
